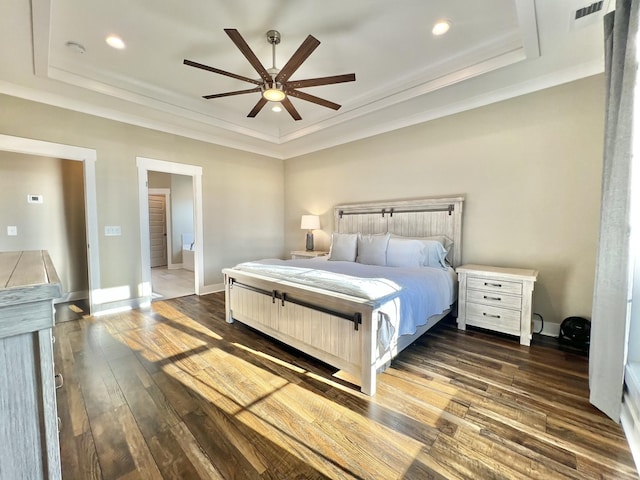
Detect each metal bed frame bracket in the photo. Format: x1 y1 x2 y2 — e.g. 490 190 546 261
338 204 454 219
229 277 363 331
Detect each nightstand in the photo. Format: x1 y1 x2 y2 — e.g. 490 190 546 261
290 250 329 259
456 264 538 346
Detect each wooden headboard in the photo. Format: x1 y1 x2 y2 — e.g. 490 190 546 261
333 196 464 267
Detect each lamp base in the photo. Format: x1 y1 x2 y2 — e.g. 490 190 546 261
305 232 314 251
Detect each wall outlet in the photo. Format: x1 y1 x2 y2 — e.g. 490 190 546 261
7 226 17 236
104 226 122 236
27 194 43 204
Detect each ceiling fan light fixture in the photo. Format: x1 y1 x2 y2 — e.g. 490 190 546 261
262 86 286 102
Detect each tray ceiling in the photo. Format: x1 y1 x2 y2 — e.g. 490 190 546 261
0 0 610 158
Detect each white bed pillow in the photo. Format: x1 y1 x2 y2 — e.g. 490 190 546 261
356 233 390 266
390 234 452 268
328 233 358 261
390 233 453 251
425 235 452 252
386 238 425 268
420 240 448 268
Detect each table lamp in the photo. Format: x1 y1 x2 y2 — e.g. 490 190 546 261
300 215 320 251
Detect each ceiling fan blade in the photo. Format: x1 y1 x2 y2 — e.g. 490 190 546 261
286 73 356 89
247 97 268 118
275 35 321 84
281 97 302 121
203 87 262 99
183 59 262 86
286 90 341 110
224 29 272 84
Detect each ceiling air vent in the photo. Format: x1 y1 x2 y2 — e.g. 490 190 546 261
571 0 609 29
575 1 604 19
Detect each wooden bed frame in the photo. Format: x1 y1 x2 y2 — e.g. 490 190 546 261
223 195 464 395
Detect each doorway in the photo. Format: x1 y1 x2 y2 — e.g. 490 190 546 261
148 180 195 300
0 134 100 314
137 157 203 305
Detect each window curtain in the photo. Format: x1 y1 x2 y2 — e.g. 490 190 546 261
589 0 639 422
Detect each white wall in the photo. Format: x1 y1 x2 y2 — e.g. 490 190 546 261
284 75 606 328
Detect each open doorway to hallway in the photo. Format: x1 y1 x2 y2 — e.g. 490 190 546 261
0 151 90 303
147 170 196 300
137 156 203 304
0 134 100 314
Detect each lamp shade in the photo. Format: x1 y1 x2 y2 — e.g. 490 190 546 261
300 215 320 230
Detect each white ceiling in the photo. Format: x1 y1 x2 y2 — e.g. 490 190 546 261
0 0 610 159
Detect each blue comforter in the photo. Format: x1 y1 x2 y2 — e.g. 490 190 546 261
231 259 456 336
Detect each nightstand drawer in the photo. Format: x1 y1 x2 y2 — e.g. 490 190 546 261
466 303 521 335
467 276 522 296
467 289 522 310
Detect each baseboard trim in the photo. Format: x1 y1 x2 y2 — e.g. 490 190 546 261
622 393 640 475
87 283 227 315
91 296 150 316
54 290 88 304
533 319 560 337
201 283 225 295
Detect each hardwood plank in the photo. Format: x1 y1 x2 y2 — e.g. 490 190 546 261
89 406 138 480
115 405 163 480
73 430 103 480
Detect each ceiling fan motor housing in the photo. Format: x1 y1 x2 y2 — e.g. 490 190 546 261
266 30 281 45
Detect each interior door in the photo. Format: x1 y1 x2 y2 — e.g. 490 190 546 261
148 194 167 268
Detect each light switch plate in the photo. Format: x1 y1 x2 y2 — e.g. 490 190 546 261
104 226 122 236
7 226 17 236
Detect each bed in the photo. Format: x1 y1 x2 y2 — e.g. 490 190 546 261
222 196 464 395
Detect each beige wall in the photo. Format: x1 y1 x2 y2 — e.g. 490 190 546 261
0 152 87 295
0 74 605 322
0 94 284 307
284 75 606 325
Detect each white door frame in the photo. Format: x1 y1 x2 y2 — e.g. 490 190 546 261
0 134 100 313
148 188 172 268
137 157 203 303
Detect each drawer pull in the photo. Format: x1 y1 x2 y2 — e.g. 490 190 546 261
55 373 64 389
484 282 502 288
483 295 502 301
483 312 501 319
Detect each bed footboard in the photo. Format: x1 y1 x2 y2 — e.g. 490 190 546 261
223 269 379 395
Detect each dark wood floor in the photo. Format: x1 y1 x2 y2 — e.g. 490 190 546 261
53 293 638 479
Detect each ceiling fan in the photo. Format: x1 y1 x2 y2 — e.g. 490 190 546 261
183 29 356 121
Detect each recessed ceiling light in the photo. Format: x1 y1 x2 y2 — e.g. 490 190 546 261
432 20 451 36
271 105 282 113
106 35 126 50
